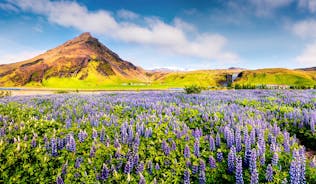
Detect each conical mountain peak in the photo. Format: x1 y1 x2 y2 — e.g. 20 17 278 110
0 33 147 86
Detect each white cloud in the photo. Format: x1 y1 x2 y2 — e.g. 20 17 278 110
0 2 18 12
249 0 293 16
292 19 316 38
298 0 316 13
7 0 238 62
0 50 44 64
117 9 139 20
296 42 316 66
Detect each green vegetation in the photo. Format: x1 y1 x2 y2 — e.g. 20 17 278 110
234 69 316 87
54 90 70 94
0 90 11 98
152 70 226 88
184 85 202 94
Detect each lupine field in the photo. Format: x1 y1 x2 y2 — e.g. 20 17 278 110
0 90 316 184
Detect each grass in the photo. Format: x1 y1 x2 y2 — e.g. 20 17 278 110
151 70 226 88
234 68 316 87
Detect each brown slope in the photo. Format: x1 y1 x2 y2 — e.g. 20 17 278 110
0 32 147 86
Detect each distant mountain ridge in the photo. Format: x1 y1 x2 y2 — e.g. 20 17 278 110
0 33 315 89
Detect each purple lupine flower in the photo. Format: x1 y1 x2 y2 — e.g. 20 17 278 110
62 163 68 175
57 138 64 150
65 119 71 129
155 163 160 170
257 132 265 156
127 125 134 143
134 154 140 166
186 160 191 168
199 160 206 172
56 176 64 184
78 130 85 143
147 160 153 174
283 139 290 153
250 129 256 146
289 159 300 184
249 148 257 173
163 145 170 156
217 151 224 162
31 136 36 148
171 140 176 151
100 164 109 180
185 135 190 141
209 135 215 151
184 169 190 184
136 162 144 174
134 133 140 146
192 165 199 174
299 147 306 184
124 161 132 174
67 135 76 152
194 140 200 157
235 128 242 152
260 154 265 165
244 133 251 152
235 156 244 184
265 164 273 182
51 138 58 157
226 130 234 148
75 157 83 168
216 133 221 147
24 134 28 141
272 152 278 166
114 138 121 148
100 128 105 142
228 146 236 173
139 173 146 184
244 149 252 168
92 129 98 139
0 127 5 137
184 145 190 158
199 170 206 184
250 168 259 184
90 144 96 157
209 156 216 169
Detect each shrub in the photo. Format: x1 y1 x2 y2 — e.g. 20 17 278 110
184 85 202 94
54 90 69 94
0 90 12 98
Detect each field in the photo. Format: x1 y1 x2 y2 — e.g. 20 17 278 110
0 90 315 183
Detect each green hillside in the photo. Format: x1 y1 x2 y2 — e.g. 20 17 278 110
234 68 316 87
150 70 228 88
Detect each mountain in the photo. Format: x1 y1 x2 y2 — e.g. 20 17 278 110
296 67 316 71
0 32 147 88
0 33 315 89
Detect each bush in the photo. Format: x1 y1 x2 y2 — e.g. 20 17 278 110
184 85 202 94
0 90 12 98
54 90 69 94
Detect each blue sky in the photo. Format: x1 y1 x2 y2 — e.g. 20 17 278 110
0 0 316 70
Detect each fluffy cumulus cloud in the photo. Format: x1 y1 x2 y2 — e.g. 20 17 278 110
298 0 316 13
0 50 44 64
292 19 316 38
292 19 316 66
248 0 293 16
117 9 139 20
296 42 316 66
7 0 238 62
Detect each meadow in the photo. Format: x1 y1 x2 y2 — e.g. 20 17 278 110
0 90 315 183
